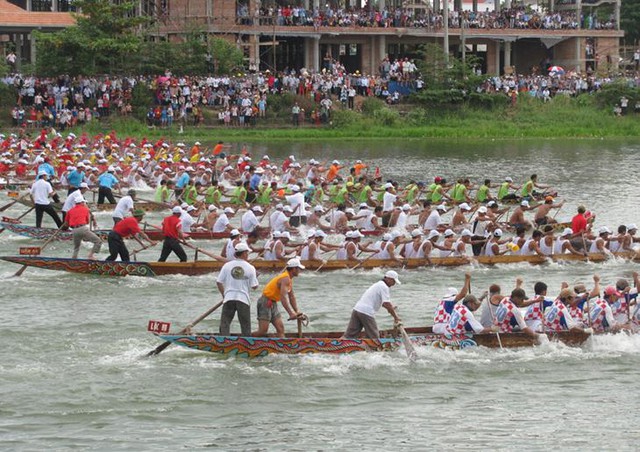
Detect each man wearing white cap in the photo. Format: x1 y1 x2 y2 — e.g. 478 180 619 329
554 227 585 255
285 184 307 227
423 203 447 233
30 171 63 228
158 206 187 262
213 207 235 233
508 200 532 231
216 242 259 336
589 227 612 254
451 202 472 229
62 197 102 259
61 182 91 222
433 273 471 334
253 258 306 337
497 176 519 201
343 271 403 340
269 203 294 233
336 230 365 261
241 205 263 233
221 229 243 260
381 182 398 227
180 205 198 234
97 166 119 205
112 189 137 225
299 230 339 262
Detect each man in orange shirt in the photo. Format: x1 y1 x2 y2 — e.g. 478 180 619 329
326 160 342 182
159 206 187 262
353 159 368 176
253 258 307 337
63 197 101 259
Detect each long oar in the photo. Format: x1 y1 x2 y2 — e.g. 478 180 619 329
0 206 35 235
146 301 224 357
181 239 224 261
0 199 18 212
397 322 417 361
13 226 65 277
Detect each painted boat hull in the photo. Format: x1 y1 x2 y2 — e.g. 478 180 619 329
157 328 592 358
2 252 638 277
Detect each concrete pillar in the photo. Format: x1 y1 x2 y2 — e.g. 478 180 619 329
313 0 320 10
15 34 22 70
433 0 440 13
30 32 36 65
472 0 477 13
575 37 581 72
52 0 58 12
26 0 32 11
379 0 386 11
494 0 500 12
549 0 554 13
378 35 386 65
504 41 511 71
310 37 320 72
494 40 500 75
615 0 620 30
303 0 309 9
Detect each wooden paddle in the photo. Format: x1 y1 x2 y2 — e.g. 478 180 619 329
0 206 35 235
146 301 224 357
0 199 18 212
13 226 65 277
181 239 225 261
397 322 417 361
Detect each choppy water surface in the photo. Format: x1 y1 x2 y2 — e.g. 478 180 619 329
2 139 640 450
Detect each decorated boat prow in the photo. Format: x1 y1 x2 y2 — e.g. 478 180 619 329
0 255 158 276
0 222 110 241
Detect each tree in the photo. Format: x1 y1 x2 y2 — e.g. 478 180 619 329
621 0 640 46
35 0 147 76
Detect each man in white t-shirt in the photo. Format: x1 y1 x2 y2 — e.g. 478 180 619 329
61 182 90 221
30 171 62 228
180 205 197 233
382 182 398 227
285 185 307 227
216 242 259 336
112 189 136 225
343 271 402 340
241 205 263 233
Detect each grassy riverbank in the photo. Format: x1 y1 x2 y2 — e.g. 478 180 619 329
68 94 640 141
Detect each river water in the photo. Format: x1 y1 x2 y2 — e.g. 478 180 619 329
2 139 640 450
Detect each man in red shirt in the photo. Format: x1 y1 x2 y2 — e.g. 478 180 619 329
106 209 155 262
571 205 589 235
158 206 187 262
62 197 101 259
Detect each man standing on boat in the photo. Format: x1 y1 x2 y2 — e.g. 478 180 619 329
105 209 155 262
63 197 101 259
217 242 259 336
112 189 136 225
343 270 403 340
31 171 63 228
253 258 307 337
159 206 188 262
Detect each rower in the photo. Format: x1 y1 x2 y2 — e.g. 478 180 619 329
554 227 585 255
476 179 494 203
523 281 555 331
423 203 447 232
271 231 292 261
493 288 536 336
508 200 532 231
402 229 428 259
520 230 545 256
61 182 90 222
358 205 383 232
589 285 626 333
609 225 633 253
299 230 338 263
539 225 556 256
471 206 492 256
541 288 583 332
381 182 399 227
451 202 472 229
97 166 119 205
269 203 295 233
446 294 494 336
221 229 243 260
63 197 101 259
433 273 471 334
307 205 332 233
213 207 236 233
253 258 306 337
497 176 519 201
372 233 400 262
158 206 187 262
439 229 457 257
589 226 611 253
31 171 63 228
567 276 600 327
113 189 136 225
216 242 259 337
180 205 198 234
241 205 263 234
329 204 349 233
483 229 506 256
343 271 402 340
105 209 155 262
521 174 550 200
533 196 564 227
480 283 502 328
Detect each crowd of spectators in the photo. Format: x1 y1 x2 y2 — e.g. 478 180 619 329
239 5 615 31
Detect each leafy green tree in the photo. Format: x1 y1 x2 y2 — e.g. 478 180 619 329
35 0 147 75
621 0 640 45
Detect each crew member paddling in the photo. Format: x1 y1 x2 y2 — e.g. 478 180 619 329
216 242 259 336
63 197 101 259
105 209 155 262
159 206 188 262
343 270 402 340
253 258 307 337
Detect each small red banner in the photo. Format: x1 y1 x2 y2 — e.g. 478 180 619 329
7 191 19 198
19 247 41 255
147 320 171 334
2 216 21 224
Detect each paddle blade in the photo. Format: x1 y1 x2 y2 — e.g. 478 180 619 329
147 340 172 356
13 265 28 277
399 326 417 362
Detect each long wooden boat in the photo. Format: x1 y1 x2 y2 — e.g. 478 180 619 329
15 195 170 212
2 251 638 277
0 222 230 241
154 326 592 358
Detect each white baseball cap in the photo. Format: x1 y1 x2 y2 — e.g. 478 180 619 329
283 206 294 213
314 230 327 238
275 203 284 210
505 177 513 182
560 228 573 237
477 206 488 214
461 229 473 237
80 182 89 188
382 233 392 241
384 270 401 285
280 231 292 240
290 185 300 192
598 226 612 235
186 205 197 212
235 242 250 253
627 223 638 231
230 229 241 237
345 208 355 215
286 258 305 269
172 206 182 214
224 207 235 214
437 204 447 211
493 229 503 237
252 206 263 213
459 203 471 211
313 205 324 212
427 230 440 240
383 182 394 189
359 203 369 209
402 204 411 211
444 229 455 237
332 160 340 165
520 200 530 207
411 229 424 237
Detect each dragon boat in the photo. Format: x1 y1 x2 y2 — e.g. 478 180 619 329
154 327 592 358
2 252 637 277
15 195 170 213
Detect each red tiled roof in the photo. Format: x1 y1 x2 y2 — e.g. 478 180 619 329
0 0 75 28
